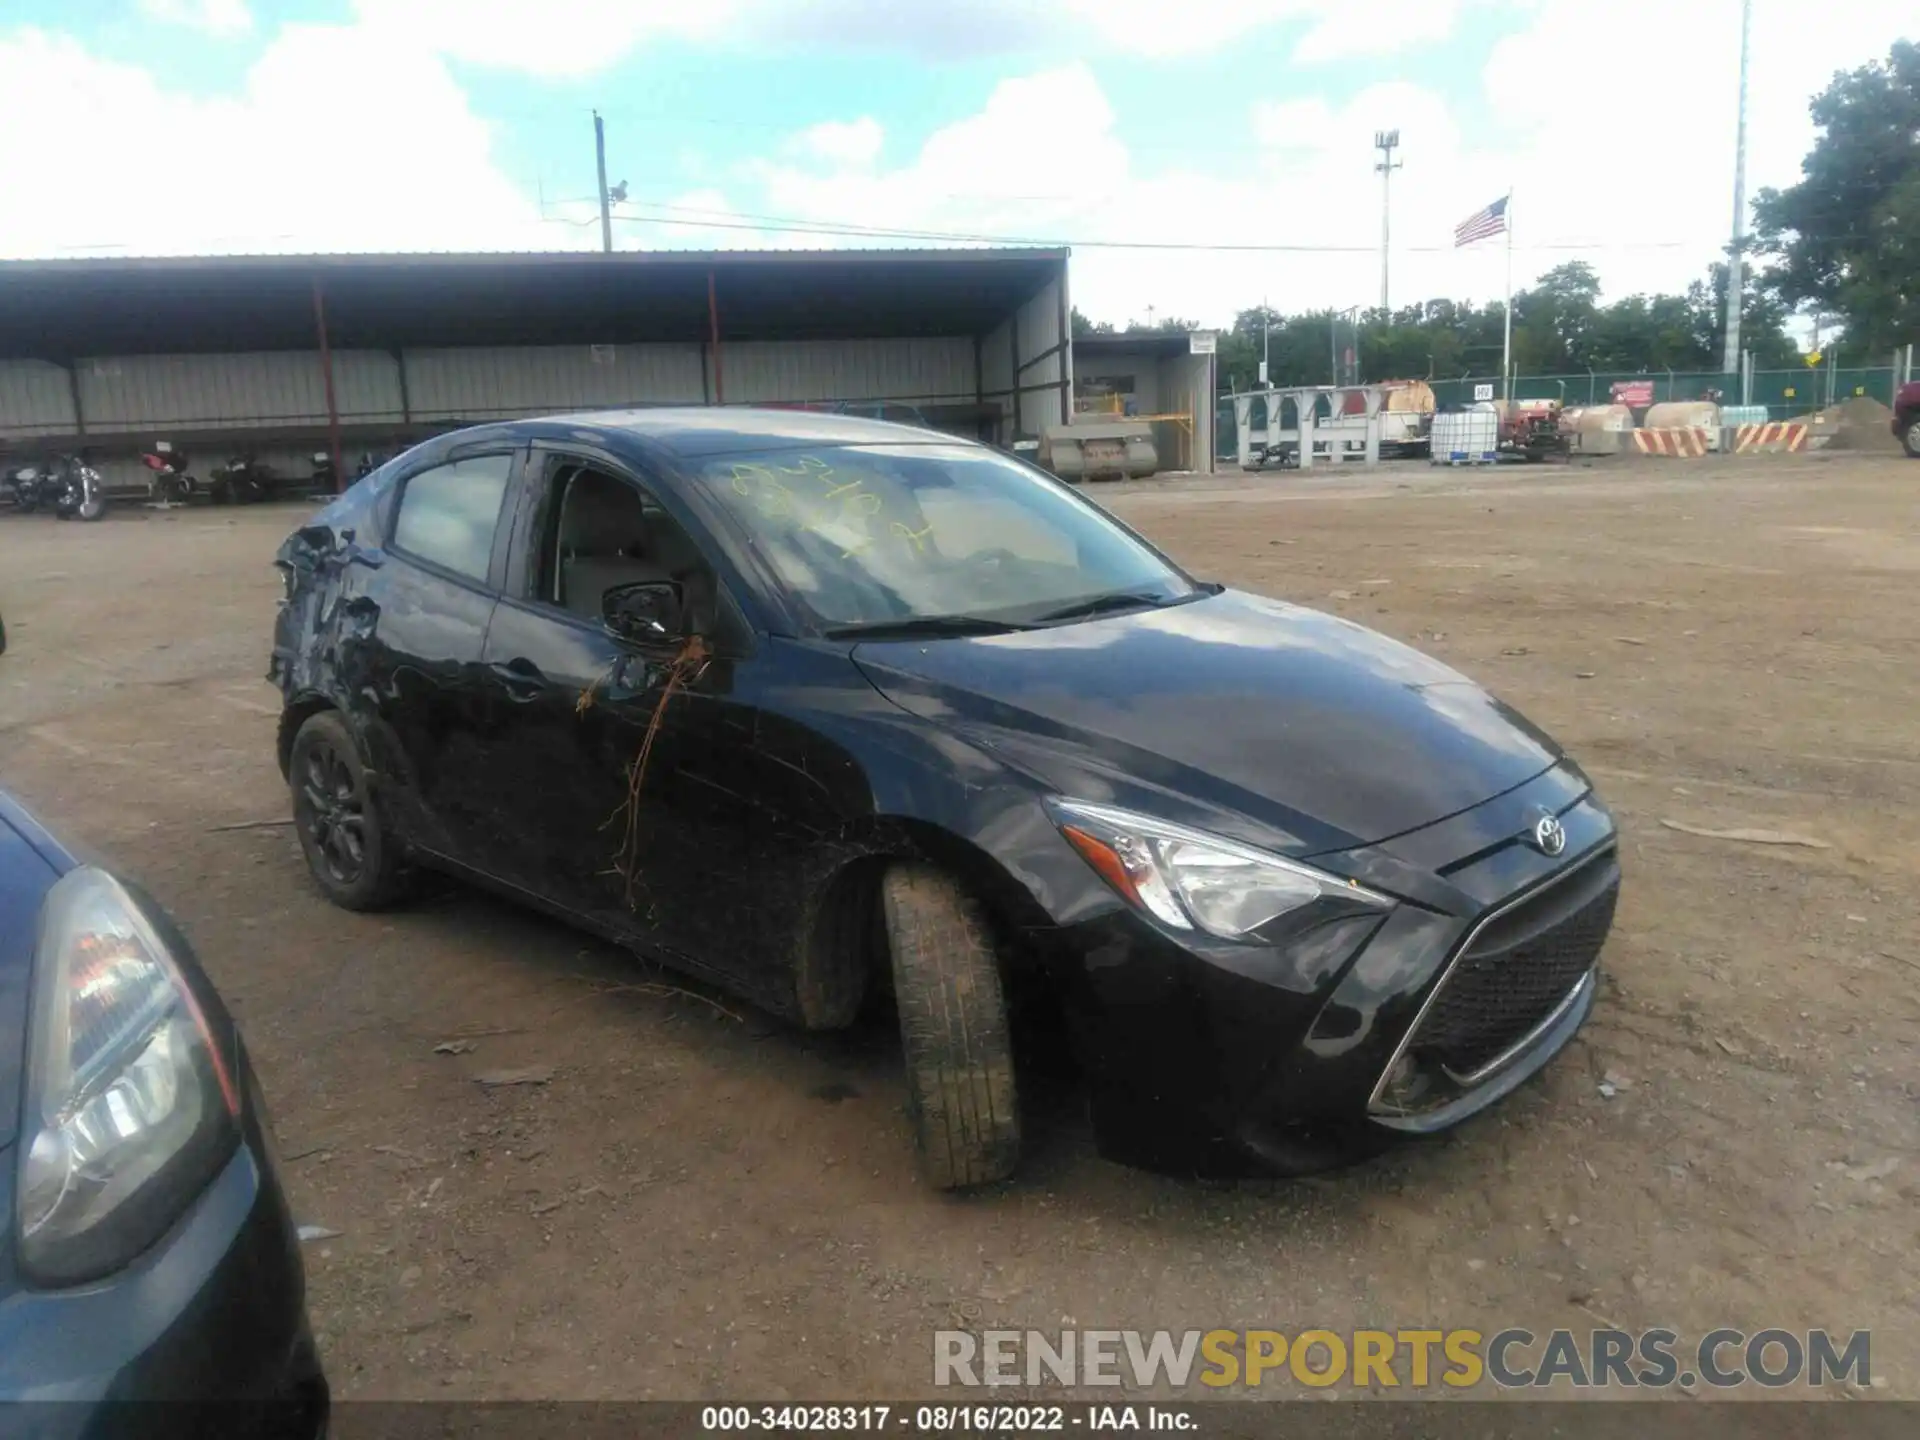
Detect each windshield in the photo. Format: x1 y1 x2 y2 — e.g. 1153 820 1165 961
692 443 1196 632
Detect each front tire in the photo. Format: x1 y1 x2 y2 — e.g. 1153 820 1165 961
880 864 1021 1189
1902 420 1920 459
289 710 410 910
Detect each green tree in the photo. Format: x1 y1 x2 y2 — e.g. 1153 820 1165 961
1512 261 1603 373
1070 307 1114 339
1688 264 1802 369
1082 267 1799 396
1754 39 1920 354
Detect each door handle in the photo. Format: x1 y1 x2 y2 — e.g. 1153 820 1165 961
489 658 549 701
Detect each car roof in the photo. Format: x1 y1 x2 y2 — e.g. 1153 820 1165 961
512 406 975 459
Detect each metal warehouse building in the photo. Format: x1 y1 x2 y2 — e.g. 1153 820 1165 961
1072 331 1218 475
0 248 1074 492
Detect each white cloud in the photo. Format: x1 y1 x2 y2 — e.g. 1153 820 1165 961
719 69 1472 326
792 117 884 170
728 64 1131 254
1057 0 1318 55
0 25 570 257
671 0 1911 334
1293 0 1457 63
138 0 253 37
5 0 1910 343
349 0 731 79
1473 0 1914 301
342 0 1351 76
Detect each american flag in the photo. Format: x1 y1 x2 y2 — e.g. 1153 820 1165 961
1454 196 1509 247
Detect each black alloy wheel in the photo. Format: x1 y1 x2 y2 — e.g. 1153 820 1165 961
297 734 367 886
287 710 411 910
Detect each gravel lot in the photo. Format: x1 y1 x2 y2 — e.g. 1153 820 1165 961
1 450 1913 1401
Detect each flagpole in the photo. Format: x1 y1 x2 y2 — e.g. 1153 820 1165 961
1501 189 1515 404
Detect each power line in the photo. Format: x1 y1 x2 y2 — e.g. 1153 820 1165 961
490 100 1359 161
554 197 1703 255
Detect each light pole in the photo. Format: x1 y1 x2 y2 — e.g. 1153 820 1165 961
1721 0 1753 374
1374 130 1402 315
1261 294 1270 385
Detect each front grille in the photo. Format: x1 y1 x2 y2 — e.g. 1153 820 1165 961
1413 852 1620 1081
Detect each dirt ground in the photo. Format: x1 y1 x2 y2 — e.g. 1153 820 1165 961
0 450 1914 1402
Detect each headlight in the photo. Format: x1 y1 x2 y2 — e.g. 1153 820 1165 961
17 867 240 1286
1048 799 1391 940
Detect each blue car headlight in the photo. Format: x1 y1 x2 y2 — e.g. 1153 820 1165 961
16 867 241 1286
1048 799 1391 940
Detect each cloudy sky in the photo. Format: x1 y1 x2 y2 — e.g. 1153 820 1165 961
1 1 1908 325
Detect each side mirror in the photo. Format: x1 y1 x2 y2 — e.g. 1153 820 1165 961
602 581 684 646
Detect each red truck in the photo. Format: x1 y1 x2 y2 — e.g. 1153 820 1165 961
1896 381 1920 457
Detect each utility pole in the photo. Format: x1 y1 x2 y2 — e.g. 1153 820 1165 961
1374 130 1402 314
1720 0 1753 374
1261 294 1270 385
594 109 613 254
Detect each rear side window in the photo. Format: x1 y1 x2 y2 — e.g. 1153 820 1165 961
391 455 514 582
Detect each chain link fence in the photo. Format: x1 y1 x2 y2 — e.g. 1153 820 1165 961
1428 366 1904 418
1213 351 1913 459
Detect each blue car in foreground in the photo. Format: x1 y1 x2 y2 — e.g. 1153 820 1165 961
0 774 327 1434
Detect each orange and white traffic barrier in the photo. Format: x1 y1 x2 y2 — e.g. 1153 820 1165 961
1731 422 1808 453
1632 427 1713 457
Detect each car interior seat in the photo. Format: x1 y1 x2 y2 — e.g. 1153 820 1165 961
557 470 673 619
556 469 718 635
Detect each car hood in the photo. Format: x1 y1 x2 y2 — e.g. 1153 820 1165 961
851 588 1561 856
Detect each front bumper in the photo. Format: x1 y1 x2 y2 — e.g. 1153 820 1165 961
0 1086 328 1437
1038 765 1618 1177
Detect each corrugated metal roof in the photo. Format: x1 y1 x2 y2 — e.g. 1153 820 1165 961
1 244 1068 270
0 248 1070 359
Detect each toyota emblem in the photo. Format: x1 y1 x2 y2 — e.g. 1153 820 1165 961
1530 812 1567 857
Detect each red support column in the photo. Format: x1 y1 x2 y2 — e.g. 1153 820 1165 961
708 270 725 406
312 277 345 492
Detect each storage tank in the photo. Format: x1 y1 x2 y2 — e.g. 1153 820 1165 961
1562 404 1632 434
1431 411 1500 464
1041 421 1159 481
1560 403 1632 454
1383 379 1437 414
1644 401 1720 430
1337 380 1437 417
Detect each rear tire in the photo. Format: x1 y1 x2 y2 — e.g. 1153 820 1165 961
879 863 1021 1189
288 710 410 911
1901 420 1920 459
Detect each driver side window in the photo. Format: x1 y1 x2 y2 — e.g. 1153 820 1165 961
532 460 723 638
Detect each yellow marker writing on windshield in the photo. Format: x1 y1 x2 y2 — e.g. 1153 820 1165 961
890 520 934 553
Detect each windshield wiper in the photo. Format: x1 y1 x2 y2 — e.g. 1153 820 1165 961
1029 590 1174 625
825 615 1028 640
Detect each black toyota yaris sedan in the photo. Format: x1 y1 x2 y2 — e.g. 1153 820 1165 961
0 782 327 1433
269 409 1618 1185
